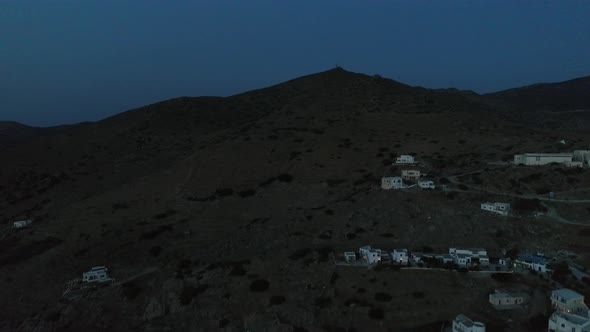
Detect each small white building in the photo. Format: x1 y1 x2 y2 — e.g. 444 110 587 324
395 154 416 164
401 169 421 181
481 202 511 216
381 176 404 190
449 248 490 267
418 180 435 189
344 252 356 263
359 246 382 264
489 289 528 307
548 289 590 332
514 153 577 166
13 220 32 228
452 314 486 332
391 249 409 265
573 150 590 167
515 255 549 273
82 266 113 283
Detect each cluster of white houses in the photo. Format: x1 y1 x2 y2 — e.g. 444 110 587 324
514 150 590 167
548 288 590 332
346 246 493 268
382 155 435 190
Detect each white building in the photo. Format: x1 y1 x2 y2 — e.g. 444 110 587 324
515 254 549 273
344 252 356 263
549 289 590 332
452 314 486 332
449 248 490 267
359 246 382 264
514 153 578 167
573 150 590 167
410 252 423 263
489 289 528 307
82 266 113 283
395 155 416 164
13 220 32 228
418 180 435 189
481 202 511 216
401 169 421 181
391 249 409 265
381 176 404 190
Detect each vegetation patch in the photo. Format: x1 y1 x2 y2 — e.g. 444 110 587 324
140 224 173 240
249 279 270 292
179 284 209 305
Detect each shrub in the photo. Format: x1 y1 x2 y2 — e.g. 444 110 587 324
250 279 270 292
346 232 356 240
277 174 293 183
374 292 392 302
149 245 162 256
179 285 209 305
153 209 177 220
215 188 234 196
368 308 384 320
238 189 256 197
269 295 286 306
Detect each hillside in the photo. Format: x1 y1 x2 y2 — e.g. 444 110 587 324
0 68 589 332
486 75 590 112
0 121 47 151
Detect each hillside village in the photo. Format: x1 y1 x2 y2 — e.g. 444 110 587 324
1 68 590 331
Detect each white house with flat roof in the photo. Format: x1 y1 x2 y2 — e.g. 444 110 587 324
359 246 382 264
391 249 409 265
449 248 490 267
452 314 486 332
418 180 435 189
489 289 528 308
401 169 421 181
82 266 113 283
395 155 415 164
549 289 590 332
13 220 32 228
481 202 511 216
381 176 403 190
514 153 578 167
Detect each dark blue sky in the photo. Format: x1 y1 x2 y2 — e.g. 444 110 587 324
2 1 590 126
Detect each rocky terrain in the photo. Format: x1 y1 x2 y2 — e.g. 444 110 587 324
0 68 589 332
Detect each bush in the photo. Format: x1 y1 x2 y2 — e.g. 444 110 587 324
149 245 162 256
179 285 209 305
249 279 270 292
238 189 256 197
368 308 384 320
277 173 293 183
374 292 392 302
269 295 286 306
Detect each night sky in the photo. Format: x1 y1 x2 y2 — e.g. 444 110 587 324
2 1 590 126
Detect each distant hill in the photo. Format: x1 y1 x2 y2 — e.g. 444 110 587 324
485 75 590 112
0 121 45 151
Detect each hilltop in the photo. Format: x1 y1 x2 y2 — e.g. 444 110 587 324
486 75 590 112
